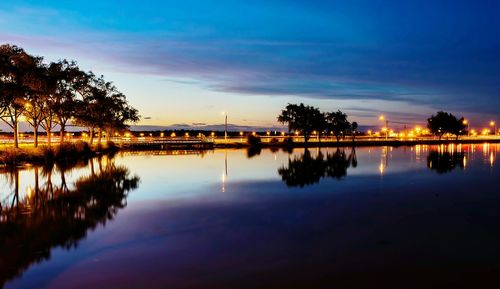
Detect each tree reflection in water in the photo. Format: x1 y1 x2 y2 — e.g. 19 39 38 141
0 157 140 287
278 148 357 187
427 151 466 174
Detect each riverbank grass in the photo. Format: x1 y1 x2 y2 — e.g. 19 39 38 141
0 141 119 166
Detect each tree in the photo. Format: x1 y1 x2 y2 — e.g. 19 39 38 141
326 110 351 143
277 103 325 143
46 60 86 145
23 58 48 147
351 121 359 142
0 44 36 148
427 111 465 140
450 117 467 140
75 73 139 144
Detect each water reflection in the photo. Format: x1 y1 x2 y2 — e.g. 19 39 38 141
278 148 357 187
427 151 466 174
0 157 139 287
2 144 500 289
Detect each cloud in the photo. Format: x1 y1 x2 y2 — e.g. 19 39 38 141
1 0 500 118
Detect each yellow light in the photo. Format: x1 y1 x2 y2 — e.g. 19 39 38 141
185 132 189 137
252 132 256 136
171 132 177 137
140 133 144 137
295 131 299 135
26 187 33 198
379 115 385 121
367 130 372 135
381 128 387 132
463 119 468 125
160 132 164 137
281 132 285 136
490 121 495 126
211 132 215 137
266 131 271 136
379 162 385 175
240 131 244 136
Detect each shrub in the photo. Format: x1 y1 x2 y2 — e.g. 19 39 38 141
247 134 261 146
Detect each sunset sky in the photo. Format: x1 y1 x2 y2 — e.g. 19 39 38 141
1 0 499 131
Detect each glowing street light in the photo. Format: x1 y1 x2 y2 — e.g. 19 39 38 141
463 119 470 136
221 111 228 141
490 121 496 136
379 115 389 140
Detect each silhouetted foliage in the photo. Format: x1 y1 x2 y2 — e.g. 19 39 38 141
0 44 39 148
427 151 466 174
351 121 359 142
278 148 357 187
247 134 262 146
326 110 352 143
246 146 262 158
0 159 140 287
427 111 467 140
278 103 326 143
0 43 139 148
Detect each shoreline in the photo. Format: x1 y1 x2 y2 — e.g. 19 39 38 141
0 141 119 167
2 138 499 167
213 138 500 149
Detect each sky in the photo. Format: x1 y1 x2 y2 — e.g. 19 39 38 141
1 0 499 131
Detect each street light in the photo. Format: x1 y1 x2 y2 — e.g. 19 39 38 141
379 115 389 140
463 119 469 137
222 111 228 141
490 121 496 136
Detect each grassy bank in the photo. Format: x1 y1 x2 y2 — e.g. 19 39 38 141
0 141 119 166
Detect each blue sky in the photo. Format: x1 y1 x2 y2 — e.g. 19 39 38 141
1 0 499 130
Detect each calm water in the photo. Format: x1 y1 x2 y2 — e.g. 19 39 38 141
1 144 500 289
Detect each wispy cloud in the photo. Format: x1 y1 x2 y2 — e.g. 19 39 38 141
1 0 500 121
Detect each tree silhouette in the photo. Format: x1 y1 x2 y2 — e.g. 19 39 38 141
427 151 465 174
45 60 87 145
22 58 48 147
427 111 467 140
278 148 357 187
351 121 359 142
326 110 351 143
1 44 139 148
0 44 37 148
75 73 139 144
278 103 325 143
0 159 140 287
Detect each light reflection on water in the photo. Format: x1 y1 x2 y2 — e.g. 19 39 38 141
1 144 500 289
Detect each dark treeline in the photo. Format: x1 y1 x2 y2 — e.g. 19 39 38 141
278 148 357 187
0 157 140 287
427 150 466 174
278 104 471 141
0 44 139 148
427 111 467 140
278 103 358 143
